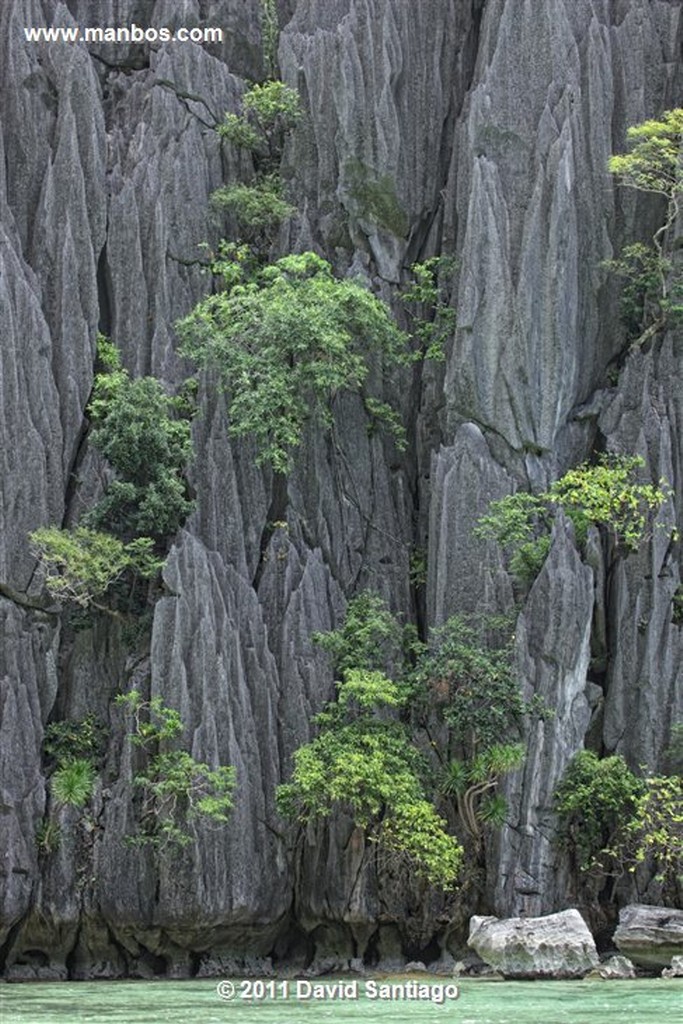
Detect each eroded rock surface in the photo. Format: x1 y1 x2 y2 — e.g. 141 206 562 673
468 909 599 979
614 905 683 971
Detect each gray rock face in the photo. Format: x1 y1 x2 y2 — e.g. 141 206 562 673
492 516 594 916
591 955 636 980
468 910 599 979
614 905 683 971
445 0 681 453
1 0 682 979
662 955 683 979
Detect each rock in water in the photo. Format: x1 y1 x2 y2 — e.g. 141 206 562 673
467 910 599 979
590 955 636 980
614 905 683 971
662 956 683 979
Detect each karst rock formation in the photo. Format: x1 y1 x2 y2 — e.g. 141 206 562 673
0 0 681 980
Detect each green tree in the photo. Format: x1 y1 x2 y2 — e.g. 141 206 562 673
284 596 539 882
115 690 236 849
623 774 682 890
402 256 457 360
43 714 107 768
86 339 194 542
554 750 644 873
211 175 295 246
215 80 301 249
607 108 683 343
259 0 279 78
218 81 301 171
277 666 462 888
475 454 673 586
312 591 406 676
29 527 162 610
178 251 409 472
413 615 533 841
555 751 682 899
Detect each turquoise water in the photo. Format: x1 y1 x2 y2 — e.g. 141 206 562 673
1 978 680 1024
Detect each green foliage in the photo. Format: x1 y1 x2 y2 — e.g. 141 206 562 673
131 751 236 849
30 527 162 609
217 113 261 151
608 108 683 201
476 491 551 550
413 616 527 758
402 256 458 359
556 751 682 892
277 661 462 888
36 819 61 856
217 80 301 173
43 715 106 768
608 109 683 343
509 535 553 587
274 638 462 888
414 616 531 840
211 175 295 236
603 243 678 340
115 689 183 744
287 596 533 877
554 751 645 872
547 455 670 550
380 799 463 886
178 252 409 472
206 240 260 286
243 80 301 129
622 774 683 886
312 592 405 676
51 758 96 807
42 716 103 825
475 455 673 586
278 716 423 828
115 690 236 849
86 339 194 542
260 0 279 78
408 547 428 588
334 668 409 713
215 80 300 255
440 743 525 837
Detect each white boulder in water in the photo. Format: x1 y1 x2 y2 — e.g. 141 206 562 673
467 909 599 979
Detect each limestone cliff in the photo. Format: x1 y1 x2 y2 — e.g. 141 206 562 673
0 0 681 979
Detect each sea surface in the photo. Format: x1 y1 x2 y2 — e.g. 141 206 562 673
1 976 680 1024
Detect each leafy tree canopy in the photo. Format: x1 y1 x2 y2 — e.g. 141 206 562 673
312 591 406 677
277 665 462 888
211 174 295 236
608 108 683 201
115 690 236 849
281 596 537 882
607 109 683 342
217 80 301 173
86 338 194 542
178 251 409 472
476 454 673 586
412 614 535 841
555 749 682 897
30 527 162 609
